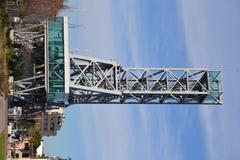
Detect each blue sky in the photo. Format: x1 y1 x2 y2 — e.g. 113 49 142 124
44 0 240 159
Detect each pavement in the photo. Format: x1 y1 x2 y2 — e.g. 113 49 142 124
0 96 7 132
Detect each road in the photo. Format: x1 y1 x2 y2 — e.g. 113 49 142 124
0 96 7 132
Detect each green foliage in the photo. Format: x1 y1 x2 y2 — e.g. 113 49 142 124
17 118 36 136
0 1 9 27
0 0 11 96
8 53 26 79
0 131 6 160
19 0 26 18
31 130 41 149
17 119 42 149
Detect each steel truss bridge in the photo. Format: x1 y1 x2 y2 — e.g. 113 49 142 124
12 53 223 108
10 17 223 109
69 55 223 105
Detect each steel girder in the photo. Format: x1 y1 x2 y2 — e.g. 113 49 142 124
13 75 46 108
11 54 223 106
13 23 45 47
69 54 223 104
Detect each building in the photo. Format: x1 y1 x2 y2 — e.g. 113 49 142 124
8 106 22 121
40 108 65 137
36 140 44 157
8 0 21 24
11 137 34 159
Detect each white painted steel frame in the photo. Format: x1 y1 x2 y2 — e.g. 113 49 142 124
11 17 223 106
69 54 223 104
64 17 70 104
14 23 45 44
12 54 223 106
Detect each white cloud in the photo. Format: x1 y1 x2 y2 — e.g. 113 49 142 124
179 0 240 159
46 1 204 159
70 1 183 159
65 0 117 59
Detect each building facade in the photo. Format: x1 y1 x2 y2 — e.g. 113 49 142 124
40 108 64 137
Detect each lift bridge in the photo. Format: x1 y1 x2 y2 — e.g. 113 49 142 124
10 17 223 109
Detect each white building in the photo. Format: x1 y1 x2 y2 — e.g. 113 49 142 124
36 140 44 157
8 106 22 120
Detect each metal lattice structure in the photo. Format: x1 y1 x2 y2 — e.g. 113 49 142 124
12 54 223 107
13 24 45 45
69 54 223 104
11 75 46 109
10 17 223 109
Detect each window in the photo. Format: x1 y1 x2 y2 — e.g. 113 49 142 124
15 153 19 158
22 153 29 158
24 143 29 150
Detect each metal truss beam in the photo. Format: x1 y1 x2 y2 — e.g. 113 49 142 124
13 23 45 45
13 75 46 108
69 54 223 105
11 55 223 107
9 16 223 107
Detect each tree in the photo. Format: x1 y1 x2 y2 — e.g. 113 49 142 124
22 0 65 23
31 130 41 149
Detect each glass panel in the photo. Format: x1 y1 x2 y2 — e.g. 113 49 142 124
47 17 65 103
202 71 223 104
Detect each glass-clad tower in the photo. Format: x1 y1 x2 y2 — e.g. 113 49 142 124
45 17 69 105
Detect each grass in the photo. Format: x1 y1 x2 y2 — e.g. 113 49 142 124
0 129 7 160
0 0 13 97
0 0 8 96
0 1 11 159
